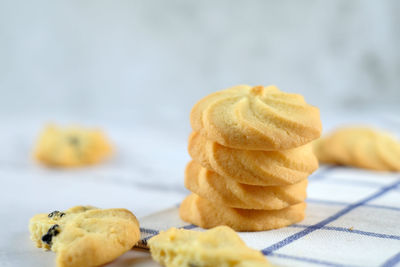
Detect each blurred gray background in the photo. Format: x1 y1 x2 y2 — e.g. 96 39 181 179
0 0 399 130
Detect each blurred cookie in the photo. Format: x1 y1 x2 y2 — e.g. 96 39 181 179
185 160 308 210
375 132 400 171
314 127 400 171
312 138 336 164
148 226 271 267
179 194 306 231
190 85 322 150
34 124 112 167
189 131 318 186
29 206 140 267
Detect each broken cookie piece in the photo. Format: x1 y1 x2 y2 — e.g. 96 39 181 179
29 206 140 267
148 226 272 267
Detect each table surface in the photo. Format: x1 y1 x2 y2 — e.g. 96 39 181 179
1 112 399 267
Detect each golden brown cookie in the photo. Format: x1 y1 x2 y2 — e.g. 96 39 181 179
34 124 113 167
180 194 306 231
315 128 366 166
375 132 400 171
185 160 308 210
189 131 318 186
190 85 322 151
312 138 336 164
29 206 140 267
314 127 400 171
148 226 272 267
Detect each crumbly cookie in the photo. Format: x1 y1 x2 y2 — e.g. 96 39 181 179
180 194 306 231
314 127 400 171
34 124 112 167
190 85 322 151
189 131 318 186
185 160 308 210
29 206 140 267
148 226 272 267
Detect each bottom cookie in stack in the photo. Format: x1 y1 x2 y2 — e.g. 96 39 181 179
179 194 306 231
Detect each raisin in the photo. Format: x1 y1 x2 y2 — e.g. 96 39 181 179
48 211 65 219
41 224 60 246
68 136 80 146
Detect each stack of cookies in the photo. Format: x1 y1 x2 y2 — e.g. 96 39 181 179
180 85 322 231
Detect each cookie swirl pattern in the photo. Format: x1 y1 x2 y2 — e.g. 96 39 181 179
314 127 400 171
181 85 321 231
191 85 322 150
185 160 308 210
180 194 306 231
188 131 318 186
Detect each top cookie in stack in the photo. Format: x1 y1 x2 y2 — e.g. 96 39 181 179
180 85 322 231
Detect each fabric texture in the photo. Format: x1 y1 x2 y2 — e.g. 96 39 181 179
137 166 400 267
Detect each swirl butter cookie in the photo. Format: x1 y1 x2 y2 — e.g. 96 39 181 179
188 131 318 186
148 226 271 267
179 194 306 231
314 127 400 171
190 85 322 150
375 132 400 171
185 160 308 210
34 124 113 167
29 206 140 267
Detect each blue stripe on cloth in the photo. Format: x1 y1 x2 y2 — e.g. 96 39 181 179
261 180 400 255
269 252 355 267
307 198 400 212
182 224 197 230
289 224 400 240
140 227 159 235
381 252 400 267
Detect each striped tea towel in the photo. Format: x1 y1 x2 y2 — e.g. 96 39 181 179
136 166 400 267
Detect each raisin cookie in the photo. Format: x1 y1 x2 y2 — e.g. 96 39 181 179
148 226 272 267
34 124 112 167
314 127 400 171
190 85 322 151
29 206 140 267
185 160 308 210
189 131 318 186
180 194 306 231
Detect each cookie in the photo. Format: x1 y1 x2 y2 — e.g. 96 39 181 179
179 194 306 231
189 131 318 186
312 138 336 164
34 124 112 167
148 226 271 267
190 85 322 151
314 127 400 171
29 206 140 267
315 128 365 166
375 132 400 171
185 160 308 210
